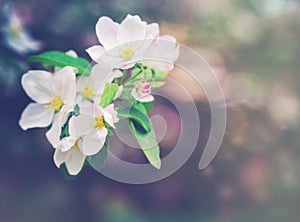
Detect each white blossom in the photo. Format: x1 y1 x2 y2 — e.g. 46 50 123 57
86 14 159 68
68 103 118 156
2 9 41 54
19 66 76 130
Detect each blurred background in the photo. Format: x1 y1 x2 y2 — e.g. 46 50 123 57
1 0 300 221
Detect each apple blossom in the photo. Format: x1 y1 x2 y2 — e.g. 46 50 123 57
53 115 86 176
68 103 118 156
86 14 159 68
2 7 41 54
19 66 76 130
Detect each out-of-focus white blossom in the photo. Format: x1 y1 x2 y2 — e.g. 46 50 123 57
1 8 41 54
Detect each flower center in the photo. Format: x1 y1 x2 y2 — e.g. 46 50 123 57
83 85 95 98
73 138 81 150
120 48 133 60
45 94 63 111
94 117 104 129
10 25 22 37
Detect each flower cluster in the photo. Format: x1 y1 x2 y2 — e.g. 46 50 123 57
19 14 179 176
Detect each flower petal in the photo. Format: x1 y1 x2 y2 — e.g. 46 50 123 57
108 69 123 82
21 70 54 104
92 104 104 117
95 16 119 50
87 66 122 104
157 35 180 62
140 95 154 103
58 136 78 152
82 129 107 156
53 66 76 104
89 62 114 85
103 109 115 128
145 23 159 39
46 103 74 147
77 101 94 115
45 114 61 148
104 104 119 124
142 35 179 71
132 89 154 103
59 104 74 126
117 14 146 44
65 148 85 176
53 148 70 168
120 61 136 70
69 114 94 137
65 49 78 58
85 45 105 63
19 103 54 130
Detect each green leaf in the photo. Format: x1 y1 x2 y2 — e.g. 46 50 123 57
100 83 118 108
74 104 80 116
149 81 165 88
28 51 91 75
126 66 168 85
134 63 142 69
117 105 151 132
107 128 113 136
129 120 161 169
133 102 148 114
129 66 148 81
62 123 69 138
139 101 154 112
86 142 109 171
143 67 169 81
120 90 132 101
150 69 169 81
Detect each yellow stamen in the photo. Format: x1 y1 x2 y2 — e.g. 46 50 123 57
120 48 133 60
10 25 22 37
45 94 63 111
94 117 104 129
83 85 95 98
73 138 81 150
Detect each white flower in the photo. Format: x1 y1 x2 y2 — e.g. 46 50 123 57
86 14 159 68
53 115 86 176
77 62 122 102
19 66 76 130
2 9 41 54
132 81 154 103
68 103 118 156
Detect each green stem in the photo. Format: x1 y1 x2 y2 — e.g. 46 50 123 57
120 69 127 84
127 69 142 83
123 69 143 88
